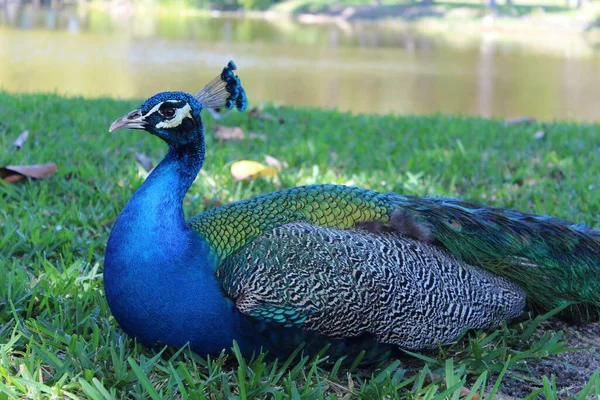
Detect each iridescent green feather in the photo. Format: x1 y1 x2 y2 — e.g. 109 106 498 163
188 184 394 260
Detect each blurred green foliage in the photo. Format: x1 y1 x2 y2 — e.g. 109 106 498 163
87 0 591 12
177 0 284 11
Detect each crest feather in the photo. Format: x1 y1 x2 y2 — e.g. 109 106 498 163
194 61 248 111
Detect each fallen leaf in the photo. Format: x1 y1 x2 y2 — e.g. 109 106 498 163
533 130 545 139
264 155 286 170
135 153 154 172
420 374 479 400
213 125 245 141
248 107 285 124
203 196 224 209
347 373 355 393
213 126 267 141
13 130 29 149
206 107 232 121
461 388 479 400
504 117 536 126
248 132 268 141
230 160 277 181
0 163 57 183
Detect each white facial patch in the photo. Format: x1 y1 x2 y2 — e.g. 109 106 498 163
144 101 165 118
145 101 193 130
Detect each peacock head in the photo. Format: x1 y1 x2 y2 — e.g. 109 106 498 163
109 61 247 148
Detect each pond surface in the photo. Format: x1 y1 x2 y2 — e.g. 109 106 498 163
1 4 599 121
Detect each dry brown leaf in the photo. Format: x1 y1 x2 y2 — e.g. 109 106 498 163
418 374 479 400
0 163 57 183
203 196 224 209
213 125 245 141
248 107 285 124
460 388 479 400
13 130 29 149
135 153 154 172
230 160 277 181
504 117 537 126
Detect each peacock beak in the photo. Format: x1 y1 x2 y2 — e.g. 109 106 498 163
109 109 147 132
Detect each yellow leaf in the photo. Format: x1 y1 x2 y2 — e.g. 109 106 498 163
230 160 277 181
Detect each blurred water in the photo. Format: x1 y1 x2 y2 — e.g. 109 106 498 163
1 4 599 121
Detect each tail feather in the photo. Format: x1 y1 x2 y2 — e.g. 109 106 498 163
386 194 600 322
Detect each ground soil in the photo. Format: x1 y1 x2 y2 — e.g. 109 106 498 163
497 320 600 398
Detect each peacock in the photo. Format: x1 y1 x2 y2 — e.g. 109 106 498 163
104 61 600 362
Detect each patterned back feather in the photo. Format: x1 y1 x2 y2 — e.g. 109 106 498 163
219 222 525 350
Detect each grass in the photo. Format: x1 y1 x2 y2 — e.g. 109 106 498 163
1 91 600 398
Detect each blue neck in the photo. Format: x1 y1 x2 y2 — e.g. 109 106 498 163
122 144 203 238
107 142 205 265
104 132 254 355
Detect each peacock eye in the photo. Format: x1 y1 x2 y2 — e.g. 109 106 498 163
161 107 176 118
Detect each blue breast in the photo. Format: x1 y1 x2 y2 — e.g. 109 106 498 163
102 158 263 355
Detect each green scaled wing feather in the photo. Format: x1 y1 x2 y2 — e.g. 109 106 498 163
241 303 309 328
188 184 394 261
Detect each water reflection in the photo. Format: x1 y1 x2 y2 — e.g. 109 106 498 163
1 3 82 31
0 3 599 121
0 3 440 48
